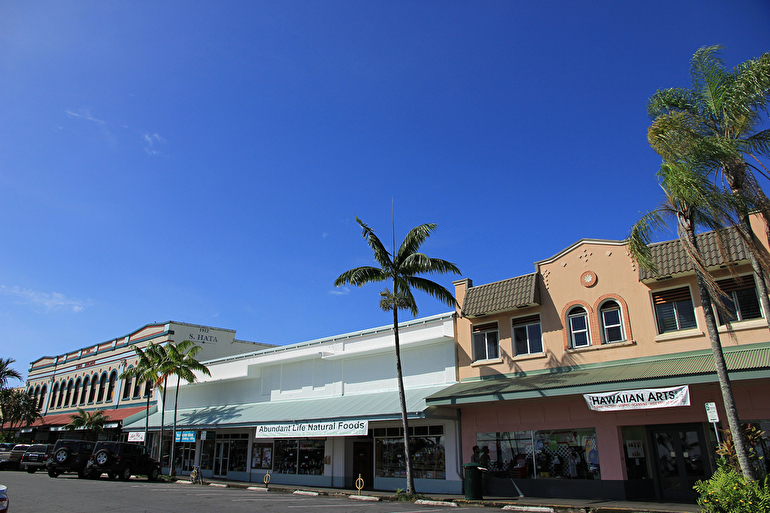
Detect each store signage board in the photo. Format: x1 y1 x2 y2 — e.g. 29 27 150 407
175 431 196 443
128 432 145 442
583 385 690 412
254 420 368 438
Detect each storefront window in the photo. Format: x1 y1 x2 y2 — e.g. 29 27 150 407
228 439 249 472
273 439 325 475
251 443 273 470
201 434 215 471
374 425 445 479
476 428 600 479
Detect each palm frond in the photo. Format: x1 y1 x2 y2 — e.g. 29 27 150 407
335 266 390 287
396 223 437 264
356 217 392 269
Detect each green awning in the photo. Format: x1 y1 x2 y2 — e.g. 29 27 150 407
123 384 451 431
426 343 770 406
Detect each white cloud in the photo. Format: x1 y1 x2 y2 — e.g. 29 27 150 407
65 109 106 124
0 286 90 313
329 287 350 296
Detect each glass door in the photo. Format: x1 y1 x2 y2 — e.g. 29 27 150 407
649 424 709 502
213 441 230 477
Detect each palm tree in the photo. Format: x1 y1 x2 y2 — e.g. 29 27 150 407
0 358 22 389
629 162 756 480
161 340 210 477
120 343 166 451
67 408 108 440
647 45 770 323
335 218 461 494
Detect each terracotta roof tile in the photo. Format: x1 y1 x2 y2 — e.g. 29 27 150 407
462 273 538 317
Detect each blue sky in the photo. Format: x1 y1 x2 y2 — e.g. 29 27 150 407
1 1 769 381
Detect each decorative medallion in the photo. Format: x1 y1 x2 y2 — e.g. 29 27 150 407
580 270 597 288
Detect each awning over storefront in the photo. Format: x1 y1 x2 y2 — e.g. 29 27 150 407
3 405 151 431
123 384 452 432
426 343 770 406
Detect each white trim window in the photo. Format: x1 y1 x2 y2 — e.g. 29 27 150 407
600 301 624 343
568 307 591 348
512 315 542 355
472 322 499 361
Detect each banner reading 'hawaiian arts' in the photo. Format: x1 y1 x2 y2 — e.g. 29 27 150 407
583 385 690 412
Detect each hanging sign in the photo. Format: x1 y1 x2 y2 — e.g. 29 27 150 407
128 432 145 442
175 431 196 442
254 420 368 438
583 385 690 412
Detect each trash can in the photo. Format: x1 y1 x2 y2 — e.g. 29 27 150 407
462 462 483 500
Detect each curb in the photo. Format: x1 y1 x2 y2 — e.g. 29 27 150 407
415 499 459 507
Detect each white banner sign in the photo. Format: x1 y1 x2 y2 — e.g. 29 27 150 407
255 420 368 438
128 432 146 442
584 385 690 412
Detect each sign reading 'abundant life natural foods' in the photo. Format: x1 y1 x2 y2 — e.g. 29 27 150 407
254 420 369 438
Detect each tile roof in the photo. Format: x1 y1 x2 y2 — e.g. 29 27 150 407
426 343 770 405
462 273 539 318
639 227 750 280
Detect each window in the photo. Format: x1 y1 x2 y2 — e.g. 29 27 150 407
476 428 600 479
568 307 590 348
122 371 132 400
97 373 107 402
652 287 697 334
63 380 73 407
472 323 499 361
512 315 542 355
717 276 762 324
274 439 325 475
80 376 90 405
50 383 59 409
106 371 117 402
88 374 98 403
374 425 445 479
600 301 624 343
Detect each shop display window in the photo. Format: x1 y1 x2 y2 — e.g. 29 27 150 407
251 443 273 469
476 428 600 479
273 439 325 475
374 425 446 479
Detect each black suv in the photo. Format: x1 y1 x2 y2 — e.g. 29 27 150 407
47 439 96 478
86 442 160 481
19 444 54 473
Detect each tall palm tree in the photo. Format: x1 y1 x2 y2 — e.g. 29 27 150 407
161 340 210 477
629 162 756 480
0 358 22 389
647 45 770 324
67 408 108 440
120 343 167 451
0 389 42 433
335 218 461 494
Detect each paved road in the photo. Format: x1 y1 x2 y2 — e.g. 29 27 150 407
0 471 478 513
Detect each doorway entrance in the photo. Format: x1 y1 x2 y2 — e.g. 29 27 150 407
649 424 710 502
213 440 230 477
352 441 373 490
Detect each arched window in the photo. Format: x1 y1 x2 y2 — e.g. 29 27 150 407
144 379 152 398
88 374 98 403
57 381 67 408
39 385 47 410
106 370 118 402
50 383 60 409
122 368 133 400
33 386 40 405
133 374 143 398
568 306 591 348
97 373 107 402
73 378 82 406
600 300 625 343
63 379 74 407
81 376 91 405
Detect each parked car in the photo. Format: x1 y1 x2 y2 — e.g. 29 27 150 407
86 441 160 481
0 484 7 513
47 440 96 478
19 444 54 473
0 445 29 470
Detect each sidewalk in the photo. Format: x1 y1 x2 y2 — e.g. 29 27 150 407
176 477 700 513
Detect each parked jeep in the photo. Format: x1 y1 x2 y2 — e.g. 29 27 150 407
86 441 160 481
19 444 54 473
47 439 96 478
0 444 29 470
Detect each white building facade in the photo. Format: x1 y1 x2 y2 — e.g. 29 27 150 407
124 312 462 493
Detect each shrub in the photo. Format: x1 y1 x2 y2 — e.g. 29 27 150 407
694 463 770 513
